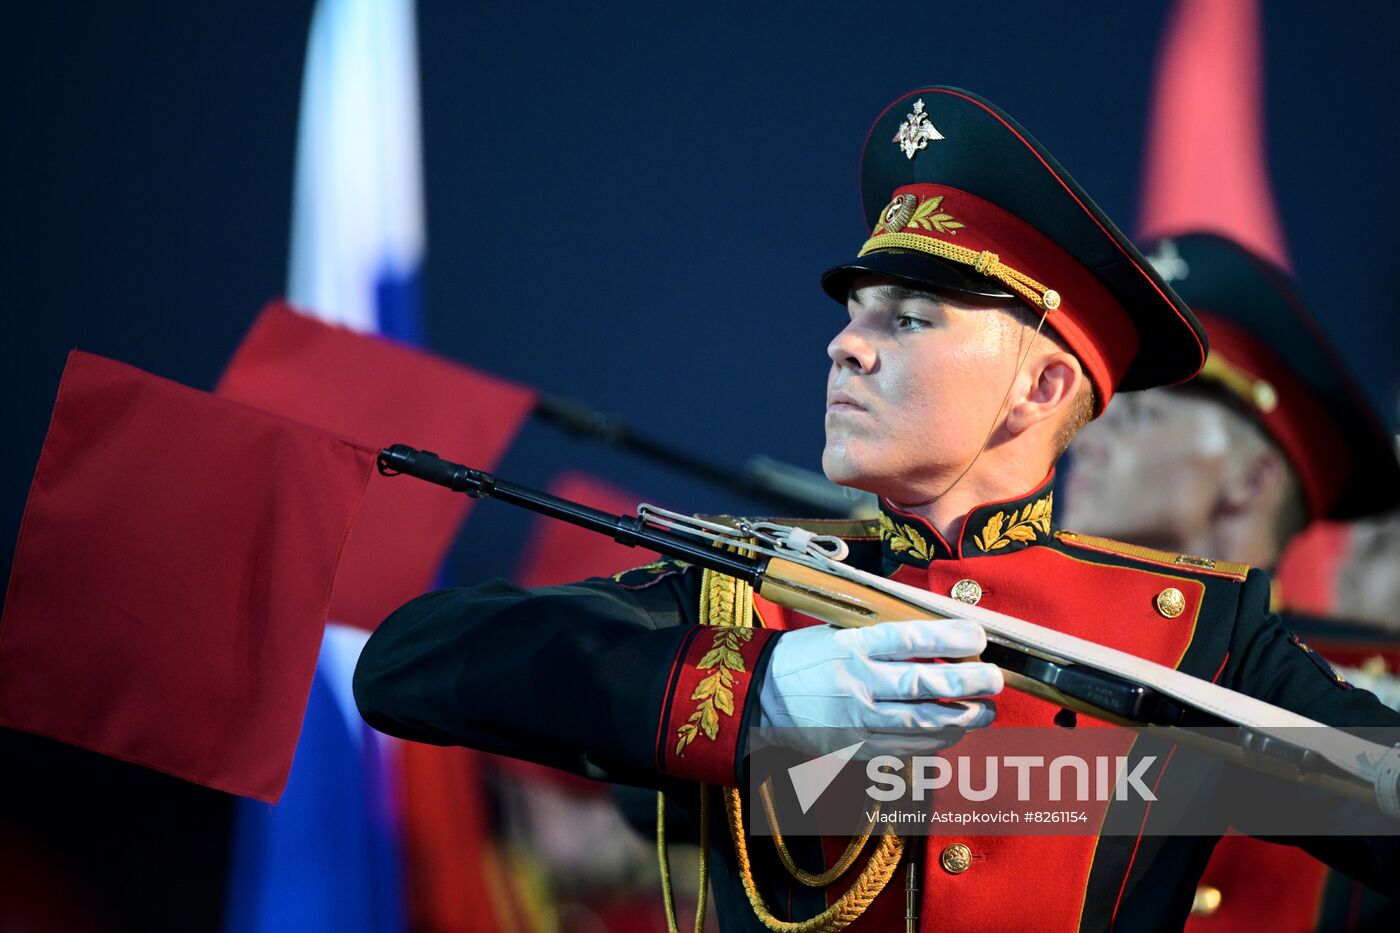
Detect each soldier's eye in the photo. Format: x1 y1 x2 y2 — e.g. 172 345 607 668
897 314 928 331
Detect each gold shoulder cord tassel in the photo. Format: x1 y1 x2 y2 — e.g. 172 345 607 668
657 566 906 933
658 786 709 933
759 779 880 887
724 786 905 933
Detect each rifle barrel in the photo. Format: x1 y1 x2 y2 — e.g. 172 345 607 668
376 444 766 584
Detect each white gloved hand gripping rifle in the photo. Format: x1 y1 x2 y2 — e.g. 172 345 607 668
635 505 1400 816
758 617 1003 758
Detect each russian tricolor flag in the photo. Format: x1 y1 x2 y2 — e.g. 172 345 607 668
286 0 425 342
226 1 422 929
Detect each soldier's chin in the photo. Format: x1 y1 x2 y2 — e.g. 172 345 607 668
821 445 882 494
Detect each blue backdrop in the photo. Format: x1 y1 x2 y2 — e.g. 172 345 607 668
6 0 1398 596
3 4 1398 928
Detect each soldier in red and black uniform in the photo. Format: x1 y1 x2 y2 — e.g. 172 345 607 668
1064 233 1400 929
354 88 1400 931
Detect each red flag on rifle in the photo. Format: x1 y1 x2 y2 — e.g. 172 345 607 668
0 352 374 802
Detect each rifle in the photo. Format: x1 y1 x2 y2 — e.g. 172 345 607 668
377 444 1400 816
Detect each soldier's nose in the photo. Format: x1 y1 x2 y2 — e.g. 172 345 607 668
827 327 876 373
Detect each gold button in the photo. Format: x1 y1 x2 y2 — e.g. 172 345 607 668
1042 289 1061 310
1252 379 1278 413
1156 587 1186 619
1190 885 1222 916
940 843 973 874
950 579 982 606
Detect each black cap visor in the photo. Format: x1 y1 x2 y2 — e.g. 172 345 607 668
821 248 1015 304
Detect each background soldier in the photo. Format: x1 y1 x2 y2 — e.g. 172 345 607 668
1064 231 1400 927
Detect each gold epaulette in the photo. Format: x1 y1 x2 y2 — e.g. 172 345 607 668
1055 530 1250 582
697 515 882 541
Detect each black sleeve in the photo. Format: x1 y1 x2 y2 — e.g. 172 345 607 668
1225 570 1400 729
1223 568 1400 897
352 562 779 789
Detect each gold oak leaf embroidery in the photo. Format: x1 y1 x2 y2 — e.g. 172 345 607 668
675 627 754 756
973 493 1053 552
907 195 964 235
878 512 932 562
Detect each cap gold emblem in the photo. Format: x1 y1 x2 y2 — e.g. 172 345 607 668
950 579 983 606
880 194 918 233
1155 587 1186 619
894 98 944 160
940 843 973 874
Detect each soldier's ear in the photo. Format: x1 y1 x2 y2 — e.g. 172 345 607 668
1218 444 1289 514
1005 350 1084 437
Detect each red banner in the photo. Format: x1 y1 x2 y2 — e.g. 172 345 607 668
0 352 373 801
217 302 537 629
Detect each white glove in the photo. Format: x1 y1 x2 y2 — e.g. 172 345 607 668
758 619 1003 757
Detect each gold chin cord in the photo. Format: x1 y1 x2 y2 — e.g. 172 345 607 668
857 234 1061 313
906 281 1056 512
656 565 906 933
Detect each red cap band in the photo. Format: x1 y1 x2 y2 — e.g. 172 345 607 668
865 183 1137 410
1195 310 1349 519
